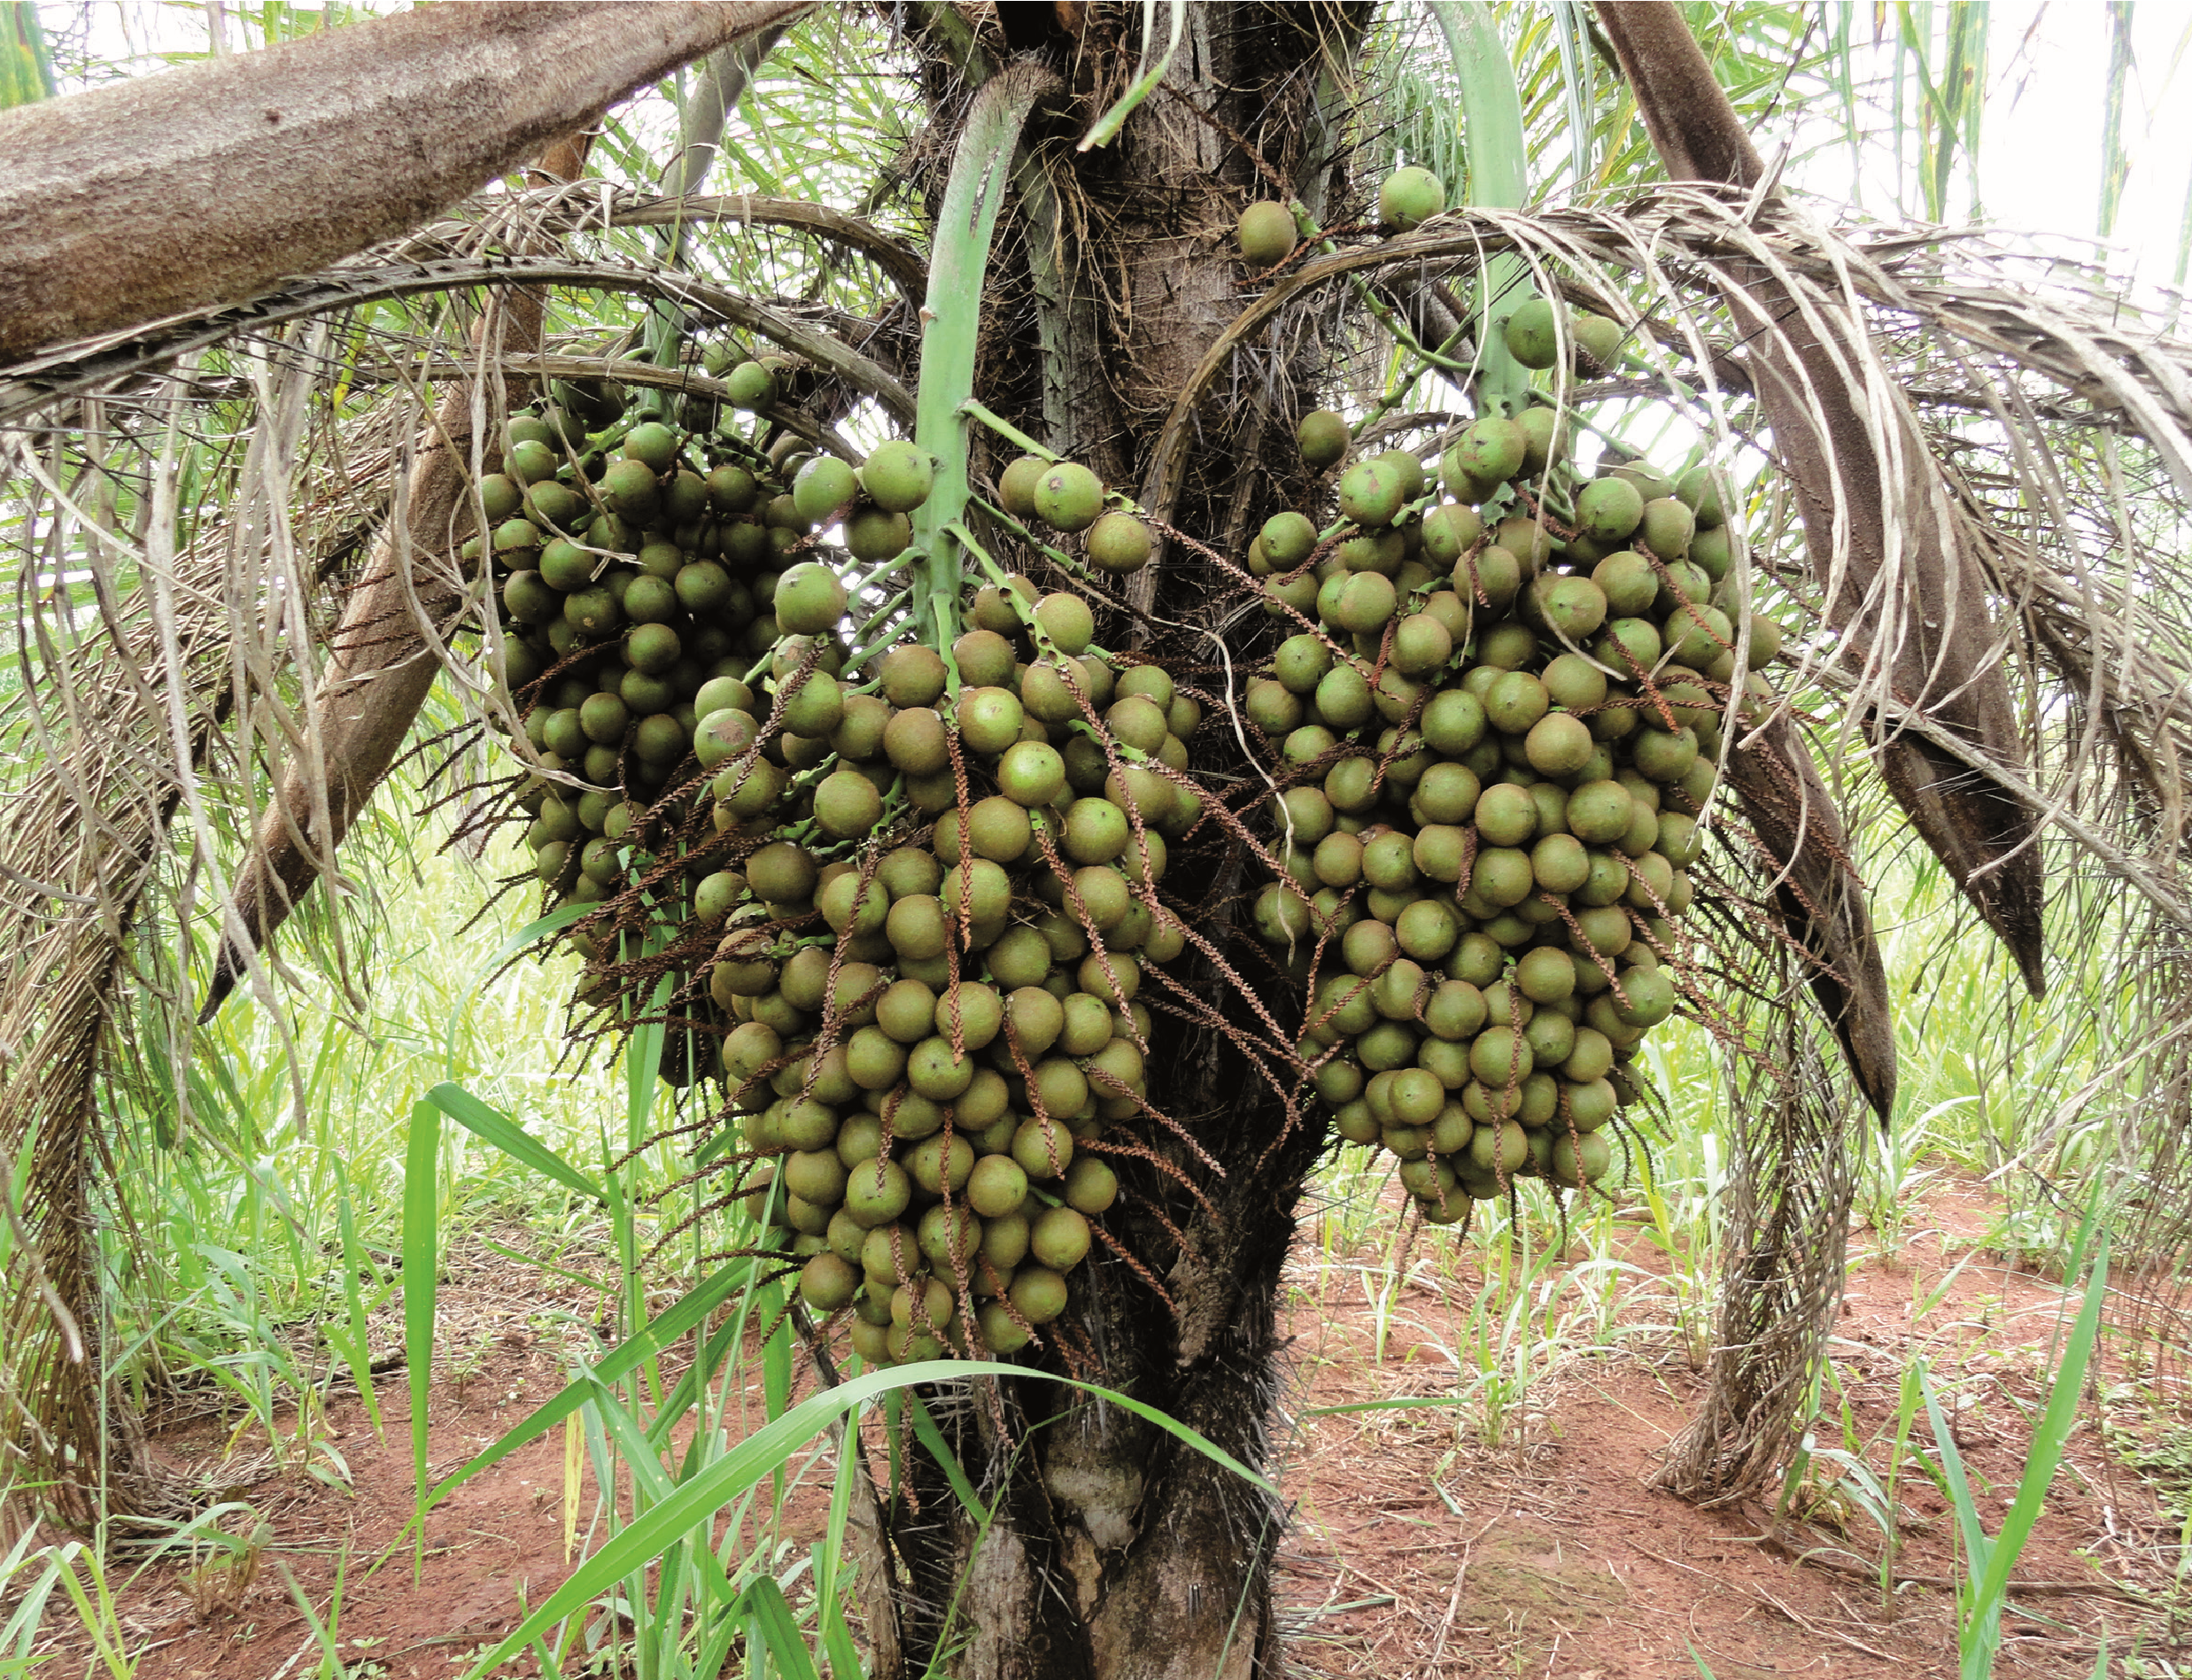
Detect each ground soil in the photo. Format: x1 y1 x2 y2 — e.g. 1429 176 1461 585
13 1172 2187 1678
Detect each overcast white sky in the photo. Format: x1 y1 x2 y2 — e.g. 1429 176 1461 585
1970 0 2192 292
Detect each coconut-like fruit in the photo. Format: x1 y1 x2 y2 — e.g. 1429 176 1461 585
774 562 847 636
1571 312 1624 370
1378 166 1444 232
1297 409 1350 470
1503 298 1562 369
791 454 858 525
725 360 778 409
1086 512 1152 574
1236 200 1297 267
862 439 935 513
1034 461 1105 533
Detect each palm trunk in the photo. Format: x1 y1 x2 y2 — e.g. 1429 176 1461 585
878 10 1367 1676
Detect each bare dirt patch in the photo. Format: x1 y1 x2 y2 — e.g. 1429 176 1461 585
15 1176 2184 1677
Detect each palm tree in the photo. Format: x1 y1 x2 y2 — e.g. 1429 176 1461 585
4 5 2188 1676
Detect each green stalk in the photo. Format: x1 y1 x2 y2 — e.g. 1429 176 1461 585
908 63 1057 662
1077 0 1184 151
1428 0 1531 419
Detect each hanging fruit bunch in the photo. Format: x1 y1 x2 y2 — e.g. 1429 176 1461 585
470 352 1211 1366
1228 182 1788 1226
462 151 1793 1354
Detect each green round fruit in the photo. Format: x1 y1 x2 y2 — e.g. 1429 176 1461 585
492 517 542 563
600 461 657 519
522 478 582 533
1615 965 1677 1028
1297 410 1350 470
1576 476 1644 543
1337 458 1408 528
563 585 622 637
1378 165 1444 231
957 685 1026 755
1640 497 1696 559
1332 570 1397 635
1571 312 1624 370
1421 688 1487 756
1525 712 1594 778
1677 463 1725 528
706 462 757 513
780 669 844 738
999 740 1067 808
1034 462 1104 533
1536 575 1609 643
1086 511 1152 573
1260 510 1318 569
1391 612 1452 677
1484 670 1549 735
623 422 680 474
1034 591 1095 654
999 454 1047 517
675 560 733 615
881 643 949 707
846 507 912 563
1445 417 1527 490
862 439 935 513
1503 298 1562 369
725 360 778 409
1237 200 1297 267
791 455 857 525
774 561 847 635
1419 503 1483 567
1592 551 1659 618
814 770 883 840
1274 633 1333 694
1516 406 1568 473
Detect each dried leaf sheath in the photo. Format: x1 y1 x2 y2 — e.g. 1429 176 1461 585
1599 0 2046 997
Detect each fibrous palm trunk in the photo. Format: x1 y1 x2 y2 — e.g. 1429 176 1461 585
871 9 1367 1677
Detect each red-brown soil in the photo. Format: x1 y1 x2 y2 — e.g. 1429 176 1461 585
12 1173 2184 1678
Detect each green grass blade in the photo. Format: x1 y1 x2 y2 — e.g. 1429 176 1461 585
424 1080 605 1203
331 1169 383 1433
462 1359 1271 1676
624 972 672 1144
814 1421 863 1680
646 1311 747 1451
2100 2 2134 237
737 1576 823 1680
1917 1363 1990 1587
1549 0 1595 190
1975 1243 2111 1621
480 902 594 973
907 1392 988 1521
402 1098 442 1529
429 1262 755 1504
1300 1396 1463 1418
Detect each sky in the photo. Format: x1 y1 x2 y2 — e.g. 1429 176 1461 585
1973 0 2192 294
